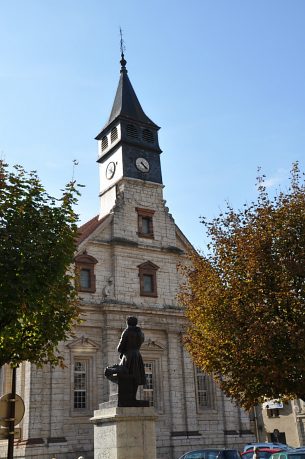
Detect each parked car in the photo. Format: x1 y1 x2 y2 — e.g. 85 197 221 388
270 452 305 459
241 448 284 459
178 449 241 459
244 444 291 453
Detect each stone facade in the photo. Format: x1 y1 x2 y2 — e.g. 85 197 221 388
0 177 255 459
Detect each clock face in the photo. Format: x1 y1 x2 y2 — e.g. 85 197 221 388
106 161 116 180
136 157 150 173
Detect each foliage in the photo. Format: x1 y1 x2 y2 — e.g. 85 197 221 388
0 162 81 368
180 163 305 409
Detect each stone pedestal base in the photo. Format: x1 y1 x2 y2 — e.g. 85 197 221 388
91 406 157 459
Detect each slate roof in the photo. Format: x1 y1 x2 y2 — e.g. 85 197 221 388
95 55 158 139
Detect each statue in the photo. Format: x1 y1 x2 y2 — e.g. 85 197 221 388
104 317 149 407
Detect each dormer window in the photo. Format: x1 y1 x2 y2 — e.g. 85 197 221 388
111 127 118 143
136 208 155 239
138 261 159 297
101 136 108 151
126 124 138 139
75 253 98 293
143 129 154 143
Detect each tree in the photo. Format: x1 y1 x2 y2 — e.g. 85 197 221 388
180 163 305 409
0 162 81 368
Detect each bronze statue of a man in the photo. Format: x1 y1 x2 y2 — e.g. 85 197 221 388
117 316 146 400
104 316 148 406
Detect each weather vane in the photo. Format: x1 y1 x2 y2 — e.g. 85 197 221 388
119 27 126 57
119 27 127 70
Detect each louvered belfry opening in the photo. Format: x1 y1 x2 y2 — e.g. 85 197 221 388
101 135 108 151
143 128 154 143
111 126 118 142
126 124 138 138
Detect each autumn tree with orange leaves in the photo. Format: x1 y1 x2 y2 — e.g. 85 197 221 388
181 163 305 410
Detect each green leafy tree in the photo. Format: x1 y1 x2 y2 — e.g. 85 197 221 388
181 163 305 409
0 162 81 368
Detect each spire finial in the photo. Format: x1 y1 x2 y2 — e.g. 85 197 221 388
119 27 127 72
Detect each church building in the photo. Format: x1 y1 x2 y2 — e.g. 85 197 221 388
0 54 255 459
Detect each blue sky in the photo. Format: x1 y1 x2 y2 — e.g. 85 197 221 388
1 0 304 250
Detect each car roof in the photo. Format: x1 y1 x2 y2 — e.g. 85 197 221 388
285 453 305 456
181 449 239 458
242 449 283 454
271 453 305 457
244 444 289 452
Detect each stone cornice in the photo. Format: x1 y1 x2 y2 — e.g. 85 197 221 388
78 300 185 318
88 237 186 255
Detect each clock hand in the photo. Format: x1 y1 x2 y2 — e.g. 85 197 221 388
140 161 148 171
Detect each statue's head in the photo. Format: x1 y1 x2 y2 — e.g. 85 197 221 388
127 316 138 326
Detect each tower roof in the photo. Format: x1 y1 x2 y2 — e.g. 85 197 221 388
96 54 159 139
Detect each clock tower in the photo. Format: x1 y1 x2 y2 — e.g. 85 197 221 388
96 53 163 218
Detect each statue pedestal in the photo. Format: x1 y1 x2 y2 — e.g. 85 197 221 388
91 405 157 459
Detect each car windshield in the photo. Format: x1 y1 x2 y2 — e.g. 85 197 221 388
185 450 238 459
185 450 221 459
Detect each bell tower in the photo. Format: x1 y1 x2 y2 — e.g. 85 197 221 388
95 53 163 219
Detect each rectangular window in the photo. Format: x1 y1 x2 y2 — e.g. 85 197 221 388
195 367 215 410
138 215 153 237
143 362 154 406
74 253 97 293
143 274 153 293
74 361 87 409
138 358 163 412
141 217 152 235
138 262 158 298
196 368 208 407
80 269 91 289
138 261 159 297
136 208 155 239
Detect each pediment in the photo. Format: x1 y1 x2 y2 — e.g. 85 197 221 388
75 252 98 264
137 261 159 271
66 336 99 352
141 338 164 352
